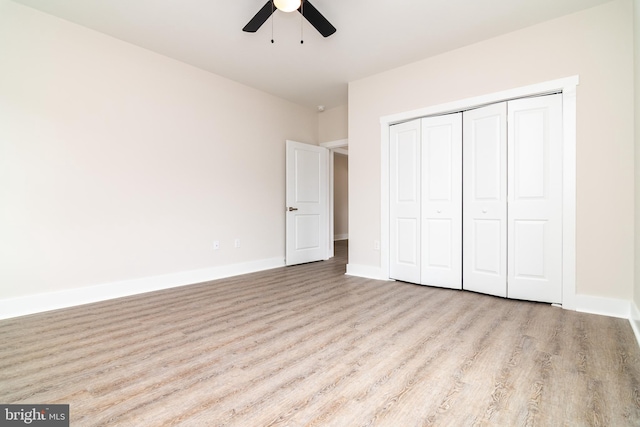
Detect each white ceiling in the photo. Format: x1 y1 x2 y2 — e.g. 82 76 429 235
11 0 612 110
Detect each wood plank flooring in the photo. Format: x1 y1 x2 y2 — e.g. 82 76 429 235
1 241 640 426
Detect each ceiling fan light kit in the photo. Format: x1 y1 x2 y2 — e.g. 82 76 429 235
273 0 301 13
243 0 336 39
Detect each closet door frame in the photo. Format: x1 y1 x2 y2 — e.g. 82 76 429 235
380 76 578 310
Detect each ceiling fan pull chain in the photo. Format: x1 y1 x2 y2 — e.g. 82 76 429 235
300 0 304 44
271 1 275 43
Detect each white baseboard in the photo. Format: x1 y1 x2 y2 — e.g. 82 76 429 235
576 296 640 349
6 261 640 351
345 263 388 281
574 294 631 319
0 257 285 320
334 234 349 241
630 302 640 348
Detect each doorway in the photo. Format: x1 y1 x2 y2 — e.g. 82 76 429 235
321 139 349 260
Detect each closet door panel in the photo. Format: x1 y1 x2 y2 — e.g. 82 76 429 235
472 219 502 274
513 220 546 277
507 94 563 303
463 103 507 297
390 120 421 284
421 113 462 289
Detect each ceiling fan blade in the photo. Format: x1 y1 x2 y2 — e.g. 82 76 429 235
299 1 336 37
243 1 274 33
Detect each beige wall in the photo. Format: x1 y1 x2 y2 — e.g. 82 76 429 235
318 105 348 143
635 0 640 308
0 0 317 299
349 0 635 300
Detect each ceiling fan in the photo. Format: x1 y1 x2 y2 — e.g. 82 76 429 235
242 0 336 38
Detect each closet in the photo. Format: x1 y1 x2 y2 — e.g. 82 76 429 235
389 94 562 304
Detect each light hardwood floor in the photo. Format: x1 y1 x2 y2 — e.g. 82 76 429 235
1 241 640 426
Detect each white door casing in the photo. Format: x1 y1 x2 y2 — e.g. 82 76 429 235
389 120 421 283
463 102 508 298
285 140 329 266
507 94 563 303
421 113 462 289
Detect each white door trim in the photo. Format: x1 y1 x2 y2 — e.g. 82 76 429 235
380 75 579 310
321 138 349 149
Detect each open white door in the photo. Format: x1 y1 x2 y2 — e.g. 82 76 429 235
286 140 329 266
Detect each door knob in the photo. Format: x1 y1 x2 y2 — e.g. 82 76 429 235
482 209 487 213
288 207 298 211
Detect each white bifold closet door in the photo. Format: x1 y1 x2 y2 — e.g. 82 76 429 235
507 94 563 303
463 94 563 303
390 120 422 284
421 114 462 289
390 113 462 289
390 94 561 303
462 102 508 297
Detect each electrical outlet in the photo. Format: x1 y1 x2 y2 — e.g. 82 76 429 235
234 238 241 248
374 240 380 251
213 240 220 250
